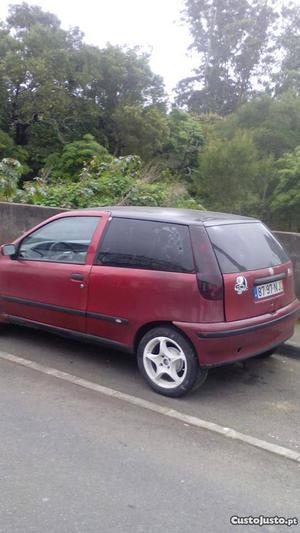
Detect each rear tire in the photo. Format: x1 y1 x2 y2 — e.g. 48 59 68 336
137 326 208 398
0 322 7 333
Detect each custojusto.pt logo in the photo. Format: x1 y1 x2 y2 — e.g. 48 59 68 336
230 515 298 527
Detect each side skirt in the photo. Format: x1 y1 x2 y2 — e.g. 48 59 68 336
6 315 133 354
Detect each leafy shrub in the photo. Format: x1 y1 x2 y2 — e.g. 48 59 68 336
17 151 200 209
0 158 23 201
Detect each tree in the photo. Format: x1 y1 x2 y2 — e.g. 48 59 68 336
195 130 270 214
82 44 167 155
110 105 169 160
161 110 204 178
0 3 167 173
45 134 110 181
0 129 28 163
221 92 300 158
83 44 166 113
176 0 276 114
0 3 90 171
273 3 300 96
271 146 300 231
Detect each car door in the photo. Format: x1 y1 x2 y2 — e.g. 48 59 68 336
0 214 106 332
86 217 197 347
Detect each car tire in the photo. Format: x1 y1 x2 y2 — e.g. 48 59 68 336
137 326 208 398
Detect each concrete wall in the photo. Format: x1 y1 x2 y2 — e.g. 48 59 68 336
274 231 300 299
0 202 66 243
0 202 299 299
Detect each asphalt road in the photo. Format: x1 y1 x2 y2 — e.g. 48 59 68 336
0 355 299 533
1 324 300 451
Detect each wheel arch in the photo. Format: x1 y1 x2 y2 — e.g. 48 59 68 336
133 321 198 356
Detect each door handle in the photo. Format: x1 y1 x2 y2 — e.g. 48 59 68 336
70 273 84 281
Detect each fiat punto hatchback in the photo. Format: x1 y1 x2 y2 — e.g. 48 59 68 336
0 207 299 397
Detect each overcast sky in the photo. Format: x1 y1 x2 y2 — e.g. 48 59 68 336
0 0 199 95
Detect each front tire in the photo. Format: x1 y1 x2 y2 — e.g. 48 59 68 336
137 326 208 397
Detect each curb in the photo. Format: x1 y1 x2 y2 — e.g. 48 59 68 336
281 342 300 357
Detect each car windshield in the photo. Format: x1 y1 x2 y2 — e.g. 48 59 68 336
206 222 289 274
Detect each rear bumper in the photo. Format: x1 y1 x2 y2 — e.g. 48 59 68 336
174 299 300 367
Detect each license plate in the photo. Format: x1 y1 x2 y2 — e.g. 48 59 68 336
253 280 283 300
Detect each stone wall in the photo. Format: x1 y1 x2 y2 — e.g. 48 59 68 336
0 202 299 298
274 231 300 299
0 202 66 243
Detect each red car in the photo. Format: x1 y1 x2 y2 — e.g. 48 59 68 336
0 207 299 397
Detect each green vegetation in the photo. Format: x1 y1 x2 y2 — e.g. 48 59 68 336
1 2 300 230
17 149 198 209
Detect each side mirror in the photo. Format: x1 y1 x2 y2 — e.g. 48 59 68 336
1 244 17 257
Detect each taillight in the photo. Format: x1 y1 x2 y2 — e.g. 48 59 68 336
190 225 224 301
197 275 224 300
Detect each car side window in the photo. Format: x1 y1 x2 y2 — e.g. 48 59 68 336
19 216 100 264
96 218 194 273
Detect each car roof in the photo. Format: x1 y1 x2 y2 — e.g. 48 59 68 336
79 206 258 226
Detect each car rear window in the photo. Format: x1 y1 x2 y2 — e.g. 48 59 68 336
206 222 289 274
96 217 194 273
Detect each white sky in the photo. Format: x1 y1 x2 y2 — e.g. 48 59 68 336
0 0 199 96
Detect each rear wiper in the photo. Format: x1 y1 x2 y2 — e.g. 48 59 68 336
212 244 247 272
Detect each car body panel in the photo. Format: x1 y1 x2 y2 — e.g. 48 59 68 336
0 212 109 331
223 262 295 322
0 259 90 331
86 267 224 347
174 299 300 366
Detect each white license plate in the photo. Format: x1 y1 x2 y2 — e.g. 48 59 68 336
253 280 283 300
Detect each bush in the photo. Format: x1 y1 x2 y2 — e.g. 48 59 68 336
17 152 201 209
0 158 23 201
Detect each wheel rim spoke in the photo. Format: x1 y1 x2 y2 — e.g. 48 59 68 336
145 352 163 366
145 351 166 380
169 351 185 366
158 338 170 357
165 361 182 384
154 366 166 380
